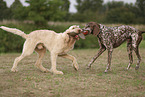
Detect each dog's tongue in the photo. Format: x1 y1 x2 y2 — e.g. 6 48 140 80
78 33 85 39
75 35 80 40
83 31 89 35
75 35 79 39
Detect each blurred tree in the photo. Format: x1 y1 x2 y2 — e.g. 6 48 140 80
106 7 135 24
25 0 70 25
76 0 103 13
136 0 145 16
104 1 136 24
10 0 23 9
25 0 49 25
60 0 70 21
0 0 11 20
104 1 124 11
135 0 145 24
10 0 27 20
71 0 103 22
61 0 70 12
46 0 68 21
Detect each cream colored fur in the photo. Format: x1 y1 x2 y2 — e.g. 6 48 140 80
0 25 81 74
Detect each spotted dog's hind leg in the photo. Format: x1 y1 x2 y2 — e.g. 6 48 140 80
131 33 142 70
133 46 141 70
127 39 133 70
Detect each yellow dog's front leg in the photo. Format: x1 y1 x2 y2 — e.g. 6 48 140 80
50 52 64 75
59 54 79 71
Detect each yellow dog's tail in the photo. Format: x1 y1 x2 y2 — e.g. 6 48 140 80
0 26 28 39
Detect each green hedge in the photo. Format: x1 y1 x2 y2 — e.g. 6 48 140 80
0 23 99 53
0 22 145 53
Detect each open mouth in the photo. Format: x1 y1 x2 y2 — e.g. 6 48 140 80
68 31 85 40
82 28 91 36
74 35 79 40
82 30 89 35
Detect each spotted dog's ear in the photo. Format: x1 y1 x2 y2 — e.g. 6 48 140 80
93 24 100 36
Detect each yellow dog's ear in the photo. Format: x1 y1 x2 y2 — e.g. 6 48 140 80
67 32 77 37
64 32 77 43
76 25 79 28
68 32 85 39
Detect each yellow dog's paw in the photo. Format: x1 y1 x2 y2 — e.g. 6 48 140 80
11 68 18 72
73 62 79 71
54 71 64 75
50 69 64 75
43 69 49 73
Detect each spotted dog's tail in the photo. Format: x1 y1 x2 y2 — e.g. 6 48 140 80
141 31 145 34
138 31 145 35
0 26 28 39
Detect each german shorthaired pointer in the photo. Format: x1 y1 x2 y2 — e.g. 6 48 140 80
82 22 145 72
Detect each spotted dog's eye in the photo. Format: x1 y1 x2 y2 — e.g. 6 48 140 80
85 26 90 28
86 25 90 27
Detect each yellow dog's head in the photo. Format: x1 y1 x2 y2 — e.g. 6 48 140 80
67 25 85 39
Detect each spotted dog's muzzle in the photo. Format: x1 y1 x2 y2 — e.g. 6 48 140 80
82 28 92 36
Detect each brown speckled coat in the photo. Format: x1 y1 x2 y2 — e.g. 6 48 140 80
83 22 145 72
98 24 139 50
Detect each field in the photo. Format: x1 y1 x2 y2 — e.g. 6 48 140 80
1 21 145 53
0 46 145 97
0 21 145 96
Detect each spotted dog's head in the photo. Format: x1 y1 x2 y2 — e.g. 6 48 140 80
82 22 100 36
67 25 85 39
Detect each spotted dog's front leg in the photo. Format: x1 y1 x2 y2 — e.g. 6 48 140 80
104 49 113 73
87 47 106 69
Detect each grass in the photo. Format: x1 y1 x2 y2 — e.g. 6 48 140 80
0 46 145 97
0 21 145 96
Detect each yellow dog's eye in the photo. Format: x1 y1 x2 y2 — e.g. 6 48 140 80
72 27 76 29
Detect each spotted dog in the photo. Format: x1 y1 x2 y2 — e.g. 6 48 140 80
82 22 145 72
